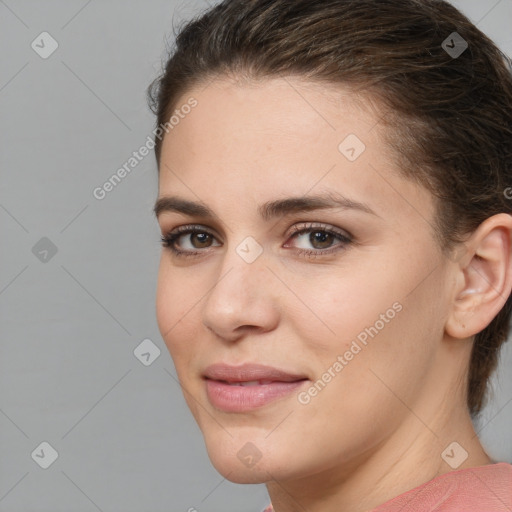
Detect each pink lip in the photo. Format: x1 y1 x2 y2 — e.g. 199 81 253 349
203 362 307 382
203 363 309 412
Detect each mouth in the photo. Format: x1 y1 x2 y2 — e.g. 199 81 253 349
203 363 309 412
203 362 308 382
214 379 280 386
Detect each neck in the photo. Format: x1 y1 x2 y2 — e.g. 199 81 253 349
266 404 491 512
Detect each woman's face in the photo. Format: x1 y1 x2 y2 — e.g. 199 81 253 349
155 76 456 483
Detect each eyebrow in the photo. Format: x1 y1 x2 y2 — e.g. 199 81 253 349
154 192 377 221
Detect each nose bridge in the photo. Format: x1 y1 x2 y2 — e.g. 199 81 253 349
207 235 267 305
201 235 276 336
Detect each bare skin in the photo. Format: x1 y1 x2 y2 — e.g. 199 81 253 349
154 76 512 512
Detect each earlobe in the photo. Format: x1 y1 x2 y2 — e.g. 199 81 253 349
445 214 512 340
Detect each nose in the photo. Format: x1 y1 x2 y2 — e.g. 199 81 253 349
201 241 280 342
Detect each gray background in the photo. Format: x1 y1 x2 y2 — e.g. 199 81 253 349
1 1 511 511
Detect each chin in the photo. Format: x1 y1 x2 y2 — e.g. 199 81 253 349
206 448 273 484
201 431 287 484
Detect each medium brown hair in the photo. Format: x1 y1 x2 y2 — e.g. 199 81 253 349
147 0 512 417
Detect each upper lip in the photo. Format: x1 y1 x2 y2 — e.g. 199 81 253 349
203 363 308 383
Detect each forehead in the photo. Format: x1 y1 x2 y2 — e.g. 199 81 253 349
157 76 434 227
160 76 380 176
168 75 379 141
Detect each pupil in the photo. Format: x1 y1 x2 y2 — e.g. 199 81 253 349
193 233 210 248
311 231 332 249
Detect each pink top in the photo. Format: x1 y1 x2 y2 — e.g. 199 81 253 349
262 462 512 512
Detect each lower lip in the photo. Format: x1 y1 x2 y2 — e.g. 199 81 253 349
205 379 308 412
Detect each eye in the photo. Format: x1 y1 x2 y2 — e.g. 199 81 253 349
284 222 352 258
160 225 220 258
160 222 353 259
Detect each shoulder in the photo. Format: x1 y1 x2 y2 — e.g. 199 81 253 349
262 463 512 512
370 462 512 512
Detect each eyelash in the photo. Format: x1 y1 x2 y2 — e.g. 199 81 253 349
160 223 353 260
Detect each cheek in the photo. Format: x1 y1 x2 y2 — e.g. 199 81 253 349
155 260 175 338
285 263 400 355
155 259 199 358
291 299 433 451
287 251 443 387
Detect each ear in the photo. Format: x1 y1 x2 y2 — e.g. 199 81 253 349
445 213 512 339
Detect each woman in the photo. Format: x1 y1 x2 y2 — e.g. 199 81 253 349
148 0 512 510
